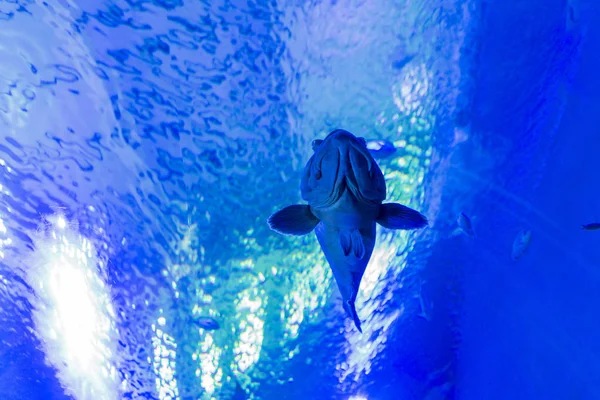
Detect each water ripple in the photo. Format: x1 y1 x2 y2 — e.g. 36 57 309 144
0 0 471 398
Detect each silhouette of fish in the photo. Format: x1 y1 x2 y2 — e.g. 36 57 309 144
511 229 532 261
456 212 475 237
193 316 220 331
267 129 428 332
366 139 397 159
582 222 600 231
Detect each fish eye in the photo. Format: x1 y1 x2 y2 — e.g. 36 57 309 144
357 137 367 147
311 139 323 151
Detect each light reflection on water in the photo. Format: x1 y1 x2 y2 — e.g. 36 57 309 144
151 320 180 400
195 332 223 398
26 214 119 399
234 286 265 375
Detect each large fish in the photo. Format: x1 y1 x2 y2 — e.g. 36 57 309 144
267 129 428 332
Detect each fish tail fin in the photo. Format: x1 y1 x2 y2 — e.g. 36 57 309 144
343 300 362 333
339 229 366 259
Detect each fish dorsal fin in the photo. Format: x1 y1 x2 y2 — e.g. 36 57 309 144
339 229 366 259
267 205 319 236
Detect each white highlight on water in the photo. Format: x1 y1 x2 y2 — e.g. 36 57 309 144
27 214 120 400
151 319 180 400
339 237 404 383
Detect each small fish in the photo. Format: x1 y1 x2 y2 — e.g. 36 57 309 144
456 212 475 237
582 222 600 231
193 316 220 331
391 54 415 70
389 45 415 71
511 230 532 260
366 139 397 159
268 129 428 333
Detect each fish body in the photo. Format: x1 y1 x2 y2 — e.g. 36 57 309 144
456 212 475 237
582 222 600 230
194 316 220 331
366 139 397 159
512 230 532 260
268 129 428 332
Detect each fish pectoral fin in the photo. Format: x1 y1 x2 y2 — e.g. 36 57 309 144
343 299 362 333
338 229 366 259
267 205 319 236
376 203 428 230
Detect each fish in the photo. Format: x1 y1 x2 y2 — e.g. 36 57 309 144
365 139 397 159
582 222 600 230
456 212 475 237
193 316 220 331
391 54 415 71
267 129 428 332
389 45 415 71
511 229 532 261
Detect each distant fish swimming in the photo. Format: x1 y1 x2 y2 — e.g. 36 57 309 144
193 316 220 331
582 222 600 231
456 212 475 237
365 139 397 159
512 229 532 261
267 129 428 332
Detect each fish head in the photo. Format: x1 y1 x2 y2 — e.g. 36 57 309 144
300 129 386 209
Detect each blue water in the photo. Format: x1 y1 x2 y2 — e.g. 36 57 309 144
0 0 598 399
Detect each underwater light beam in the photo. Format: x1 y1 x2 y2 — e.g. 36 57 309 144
27 214 120 400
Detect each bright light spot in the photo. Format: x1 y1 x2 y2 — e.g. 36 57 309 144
339 232 412 382
189 289 224 397
151 323 179 400
0 215 11 259
282 252 331 340
233 287 265 374
197 333 223 397
349 396 368 400
27 213 119 400
56 216 67 229
358 240 397 300
283 290 304 340
392 62 431 115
